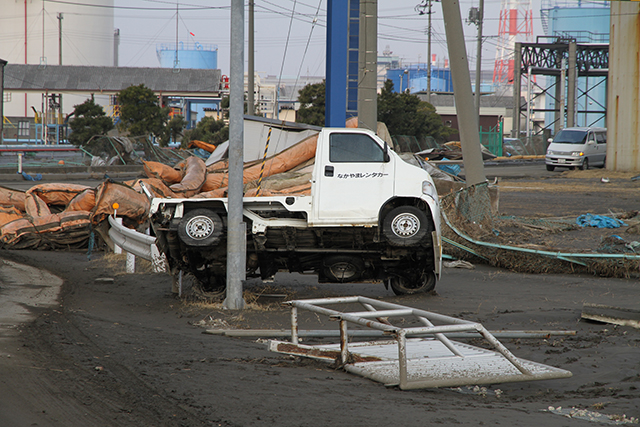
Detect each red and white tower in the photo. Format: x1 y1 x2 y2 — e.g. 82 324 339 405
493 0 533 85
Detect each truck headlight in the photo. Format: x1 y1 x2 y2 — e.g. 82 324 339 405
422 180 435 196
572 151 584 157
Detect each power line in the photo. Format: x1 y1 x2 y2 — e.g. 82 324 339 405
43 0 228 11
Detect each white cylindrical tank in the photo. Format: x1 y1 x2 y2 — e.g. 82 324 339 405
0 0 115 117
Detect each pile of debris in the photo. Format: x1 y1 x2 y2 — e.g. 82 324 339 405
440 184 640 278
0 130 322 250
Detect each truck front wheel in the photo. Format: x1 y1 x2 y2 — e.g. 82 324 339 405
388 270 436 295
178 209 224 247
383 206 431 247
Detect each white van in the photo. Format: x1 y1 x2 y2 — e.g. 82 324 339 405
545 127 606 171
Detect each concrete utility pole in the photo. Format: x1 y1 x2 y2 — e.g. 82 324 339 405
57 13 63 65
567 40 577 128
427 0 433 103
57 13 63 123
441 0 486 186
473 0 483 120
114 29 120 67
512 42 522 138
416 0 435 102
224 0 246 310
357 0 377 131
0 59 6 144
247 0 255 116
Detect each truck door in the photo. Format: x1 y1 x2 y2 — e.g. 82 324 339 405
313 132 395 224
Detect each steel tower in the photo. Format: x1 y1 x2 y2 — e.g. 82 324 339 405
493 0 533 85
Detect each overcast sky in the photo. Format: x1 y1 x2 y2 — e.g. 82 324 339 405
113 0 545 77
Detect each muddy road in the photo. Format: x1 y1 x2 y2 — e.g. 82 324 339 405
0 168 639 426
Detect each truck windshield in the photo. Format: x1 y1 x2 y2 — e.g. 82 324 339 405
330 133 385 162
553 130 588 144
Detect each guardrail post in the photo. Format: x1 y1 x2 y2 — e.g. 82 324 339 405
113 217 123 254
126 252 135 273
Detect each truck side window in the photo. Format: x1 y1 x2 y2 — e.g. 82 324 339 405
329 133 385 163
596 132 606 144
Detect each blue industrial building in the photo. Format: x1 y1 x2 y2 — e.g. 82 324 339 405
386 65 453 94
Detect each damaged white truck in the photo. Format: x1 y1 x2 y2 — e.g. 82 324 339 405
148 127 442 296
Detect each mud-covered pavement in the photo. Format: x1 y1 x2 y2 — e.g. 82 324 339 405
0 169 639 426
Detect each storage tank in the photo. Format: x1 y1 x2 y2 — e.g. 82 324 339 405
156 42 218 70
0 0 115 117
156 42 219 128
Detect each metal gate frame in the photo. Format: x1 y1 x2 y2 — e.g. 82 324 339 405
269 296 572 390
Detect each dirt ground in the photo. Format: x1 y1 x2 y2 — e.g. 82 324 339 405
0 169 639 427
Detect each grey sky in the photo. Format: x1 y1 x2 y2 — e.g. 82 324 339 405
113 0 545 78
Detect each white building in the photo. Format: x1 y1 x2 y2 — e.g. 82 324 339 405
0 0 115 118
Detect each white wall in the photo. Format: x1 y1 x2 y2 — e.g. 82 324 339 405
1 0 115 117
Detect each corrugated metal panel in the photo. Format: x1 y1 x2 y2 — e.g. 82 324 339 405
607 3 640 171
3 65 222 96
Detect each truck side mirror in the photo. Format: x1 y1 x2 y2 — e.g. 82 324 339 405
383 142 390 162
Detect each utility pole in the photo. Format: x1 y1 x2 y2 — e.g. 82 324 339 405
467 1 483 121
174 2 179 69
0 59 7 145
57 13 63 65
57 13 63 128
441 0 486 187
474 0 483 120
416 0 436 103
114 29 120 67
427 0 432 103
358 0 377 131
247 0 255 116
224 0 246 310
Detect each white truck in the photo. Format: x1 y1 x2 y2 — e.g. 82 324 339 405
148 127 442 296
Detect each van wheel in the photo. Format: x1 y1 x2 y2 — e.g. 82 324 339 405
178 209 223 247
579 158 589 170
546 165 555 171
383 206 431 247
388 270 436 295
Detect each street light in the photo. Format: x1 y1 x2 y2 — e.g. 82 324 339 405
399 69 409 93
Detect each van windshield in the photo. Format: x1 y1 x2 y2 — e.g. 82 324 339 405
553 130 587 144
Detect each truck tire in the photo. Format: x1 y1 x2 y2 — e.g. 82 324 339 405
388 270 436 295
383 206 430 247
178 209 223 247
546 165 555 171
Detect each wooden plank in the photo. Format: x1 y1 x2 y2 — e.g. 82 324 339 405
581 303 640 329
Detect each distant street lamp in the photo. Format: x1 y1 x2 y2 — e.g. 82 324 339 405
399 69 409 93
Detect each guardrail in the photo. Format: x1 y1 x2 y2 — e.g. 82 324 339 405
108 215 167 273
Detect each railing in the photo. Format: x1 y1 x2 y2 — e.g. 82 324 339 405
107 215 167 273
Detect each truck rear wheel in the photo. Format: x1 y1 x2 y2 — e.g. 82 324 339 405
383 206 430 247
178 209 223 247
388 270 436 295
